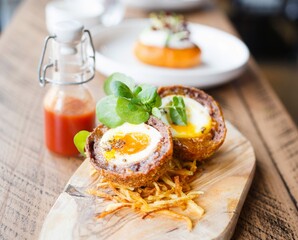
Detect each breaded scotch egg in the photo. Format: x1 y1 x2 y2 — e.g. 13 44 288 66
86 116 173 188
158 86 226 161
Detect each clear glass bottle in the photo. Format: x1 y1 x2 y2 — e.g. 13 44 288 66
38 21 95 156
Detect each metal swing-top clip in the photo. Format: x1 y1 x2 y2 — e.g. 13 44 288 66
38 20 95 87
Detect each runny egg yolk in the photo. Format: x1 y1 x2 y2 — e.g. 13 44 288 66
114 133 150 154
170 122 197 136
170 122 210 138
104 132 150 161
100 123 162 164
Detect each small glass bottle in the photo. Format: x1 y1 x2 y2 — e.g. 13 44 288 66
38 21 96 156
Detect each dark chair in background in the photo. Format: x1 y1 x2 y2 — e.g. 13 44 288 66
230 0 298 61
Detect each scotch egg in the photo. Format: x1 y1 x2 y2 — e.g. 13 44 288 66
86 116 173 187
158 86 226 161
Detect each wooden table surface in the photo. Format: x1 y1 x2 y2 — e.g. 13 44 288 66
0 0 297 239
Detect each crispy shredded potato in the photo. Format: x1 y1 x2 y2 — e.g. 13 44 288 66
88 158 204 230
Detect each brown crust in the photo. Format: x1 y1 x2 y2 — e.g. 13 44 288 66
158 85 226 161
85 116 173 188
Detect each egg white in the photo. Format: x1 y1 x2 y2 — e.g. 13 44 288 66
160 95 211 138
99 123 162 166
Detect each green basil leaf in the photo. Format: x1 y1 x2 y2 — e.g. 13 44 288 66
173 96 179 106
137 85 158 105
73 130 90 156
153 94 162 108
96 95 124 128
110 81 133 98
104 73 135 95
170 107 187 126
169 96 187 126
116 97 150 124
128 102 138 111
152 107 161 119
133 86 142 96
131 97 141 105
177 96 186 108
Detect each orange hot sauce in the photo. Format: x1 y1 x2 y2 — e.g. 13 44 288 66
44 98 95 156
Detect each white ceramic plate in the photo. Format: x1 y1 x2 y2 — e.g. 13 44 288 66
93 19 250 88
121 0 208 11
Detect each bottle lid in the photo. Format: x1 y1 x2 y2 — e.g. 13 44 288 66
38 21 95 86
53 20 84 45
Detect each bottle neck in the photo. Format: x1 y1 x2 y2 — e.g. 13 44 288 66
50 37 94 85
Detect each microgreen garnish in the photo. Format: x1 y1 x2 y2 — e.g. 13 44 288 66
96 95 124 128
169 96 187 126
152 107 162 119
150 12 190 36
97 73 165 128
100 74 188 128
110 81 133 98
149 12 191 47
73 130 90 156
138 84 161 107
104 72 135 95
116 97 150 124
150 12 186 33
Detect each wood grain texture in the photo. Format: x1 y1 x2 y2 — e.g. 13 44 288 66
0 0 297 239
39 122 256 240
209 78 298 239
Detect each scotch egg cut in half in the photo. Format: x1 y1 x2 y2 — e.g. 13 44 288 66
86 116 173 188
158 86 226 162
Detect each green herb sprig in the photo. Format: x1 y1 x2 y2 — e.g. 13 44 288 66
169 96 187 126
97 73 162 128
74 73 188 155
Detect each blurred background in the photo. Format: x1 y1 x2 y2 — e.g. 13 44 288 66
219 0 298 126
0 0 297 125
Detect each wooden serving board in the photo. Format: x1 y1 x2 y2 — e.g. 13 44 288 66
39 122 255 240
